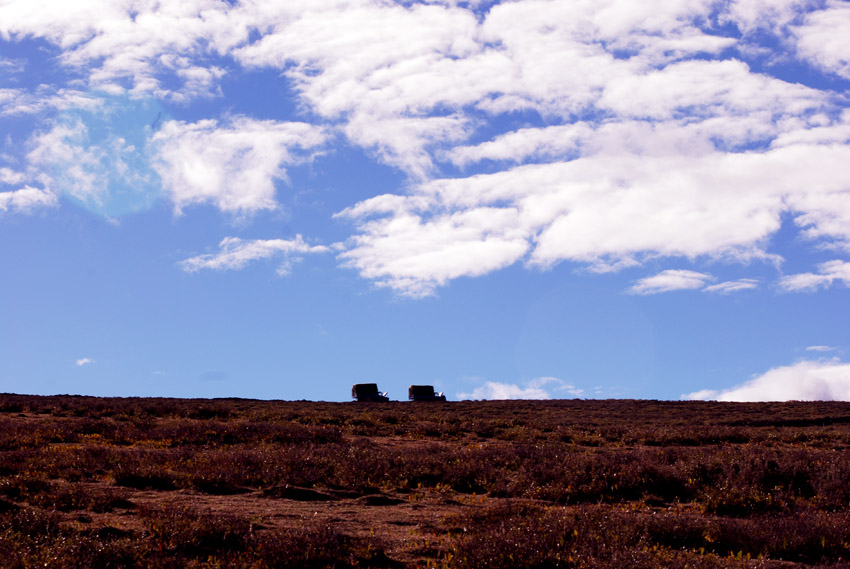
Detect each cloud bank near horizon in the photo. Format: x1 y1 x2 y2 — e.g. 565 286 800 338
457 377 585 401
0 0 848 296
684 359 850 402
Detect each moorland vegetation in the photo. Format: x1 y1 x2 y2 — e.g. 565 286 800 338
1 394 850 568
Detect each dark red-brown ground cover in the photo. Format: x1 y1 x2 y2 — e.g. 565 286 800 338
1 394 849 567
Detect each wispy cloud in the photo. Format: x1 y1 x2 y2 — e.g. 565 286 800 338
0 57 24 74
0 87 100 116
621 271 760 296
703 279 760 294
457 377 583 400
683 359 850 401
628 270 714 295
75 357 94 367
180 235 328 275
26 118 135 210
806 345 837 352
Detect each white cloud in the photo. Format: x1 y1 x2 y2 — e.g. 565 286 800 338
234 1 484 176
445 124 592 167
806 345 837 352
303 1 848 294
457 376 581 400
629 270 714 295
0 167 25 185
75 358 94 366
343 112 470 178
0 185 58 213
180 235 329 275
0 0 235 99
232 0 771 177
777 260 850 292
3 0 850 296
337 205 529 297
597 59 824 121
152 117 327 215
23 103 167 219
793 2 850 80
703 279 760 294
724 0 813 33
0 87 101 116
682 388 721 401
0 56 23 73
21 102 327 219
683 359 850 401
340 137 850 295
788 181 850 250
228 0 760 176
27 119 132 209
628 273 760 295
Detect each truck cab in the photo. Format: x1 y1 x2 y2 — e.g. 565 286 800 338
351 383 389 402
408 385 446 402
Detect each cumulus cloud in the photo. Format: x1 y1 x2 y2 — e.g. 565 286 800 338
2 0 850 296
228 0 778 177
19 102 327 219
777 260 850 292
340 134 850 295
683 359 850 401
180 235 329 275
75 358 94 367
152 117 327 215
457 377 583 400
793 2 850 80
337 203 530 297
0 0 235 99
0 186 58 213
0 167 25 185
322 1 850 295
233 1 484 176
723 0 812 33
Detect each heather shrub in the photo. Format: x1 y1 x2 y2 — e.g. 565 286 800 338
811 453 850 511
446 504 729 569
14 479 132 512
250 524 392 569
450 504 850 569
141 504 250 558
3 395 850 568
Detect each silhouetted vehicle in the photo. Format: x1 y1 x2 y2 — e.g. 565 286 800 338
408 385 446 402
351 383 389 402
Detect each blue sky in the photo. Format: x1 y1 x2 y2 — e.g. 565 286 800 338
2 0 849 402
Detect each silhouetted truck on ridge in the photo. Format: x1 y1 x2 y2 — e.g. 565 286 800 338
408 385 446 402
351 383 389 402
